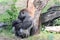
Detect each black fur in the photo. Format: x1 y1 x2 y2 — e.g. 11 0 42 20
12 9 34 38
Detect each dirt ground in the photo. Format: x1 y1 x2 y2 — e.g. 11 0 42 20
0 35 29 40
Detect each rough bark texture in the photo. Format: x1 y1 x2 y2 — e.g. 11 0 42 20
33 0 49 33
27 0 49 34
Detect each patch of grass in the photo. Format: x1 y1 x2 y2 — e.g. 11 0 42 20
26 31 60 40
0 30 60 40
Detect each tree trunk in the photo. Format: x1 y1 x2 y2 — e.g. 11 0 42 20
27 0 49 34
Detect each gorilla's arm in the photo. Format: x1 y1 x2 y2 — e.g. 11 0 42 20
12 19 22 27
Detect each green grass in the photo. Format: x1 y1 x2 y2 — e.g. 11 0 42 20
25 31 60 40
0 30 60 40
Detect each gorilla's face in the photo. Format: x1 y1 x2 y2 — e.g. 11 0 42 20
18 9 30 21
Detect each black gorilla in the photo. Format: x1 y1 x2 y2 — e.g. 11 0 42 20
12 9 34 38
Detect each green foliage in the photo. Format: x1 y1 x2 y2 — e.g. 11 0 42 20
53 18 60 26
54 0 60 6
4 0 18 31
6 4 18 22
0 0 18 32
6 0 18 22
0 0 10 6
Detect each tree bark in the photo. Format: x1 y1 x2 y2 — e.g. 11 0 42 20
27 0 49 34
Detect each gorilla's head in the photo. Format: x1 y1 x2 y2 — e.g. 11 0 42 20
18 9 30 21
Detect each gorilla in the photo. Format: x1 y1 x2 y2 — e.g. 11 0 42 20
12 9 34 38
